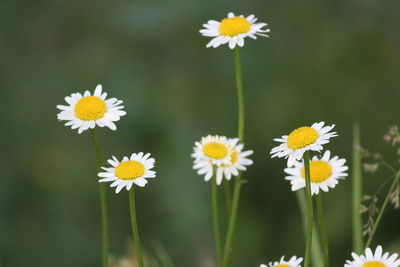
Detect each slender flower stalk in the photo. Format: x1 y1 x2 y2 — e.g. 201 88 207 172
212 175 222 267
129 187 145 267
90 129 109 267
316 194 329 267
222 47 245 267
223 180 232 217
222 175 242 267
352 123 363 253
295 191 323 267
303 151 313 267
235 47 245 141
364 170 400 249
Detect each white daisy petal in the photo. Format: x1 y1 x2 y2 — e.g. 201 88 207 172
110 180 120 187
229 36 237 49
98 177 116 182
115 185 124 193
204 169 213 181
246 14 255 22
94 84 102 96
237 36 244 47
126 181 134 191
134 177 148 187
216 168 224 185
65 96 74 105
375 246 383 259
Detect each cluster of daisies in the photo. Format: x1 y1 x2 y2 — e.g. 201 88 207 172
270 121 348 195
258 246 400 267
56 10 400 267
57 84 156 193
268 121 400 267
192 135 253 185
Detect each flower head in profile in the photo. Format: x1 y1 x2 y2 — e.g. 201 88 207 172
200 12 270 49
260 255 303 267
193 137 253 185
270 122 337 167
57 84 126 134
284 150 348 195
345 245 400 267
98 153 156 193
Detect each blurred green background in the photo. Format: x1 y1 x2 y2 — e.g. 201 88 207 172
1 0 400 266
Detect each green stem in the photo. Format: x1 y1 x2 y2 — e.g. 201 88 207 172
303 151 313 267
222 175 242 267
316 194 329 267
212 176 222 267
352 123 363 253
234 47 245 141
129 187 145 267
90 129 109 267
295 191 323 267
223 180 232 217
364 170 400 249
221 46 245 267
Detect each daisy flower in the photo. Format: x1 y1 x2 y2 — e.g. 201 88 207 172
57 84 126 134
284 150 348 195
193 138 253 185
345 245 400 267
270 122 338 167
98 153 156 193
260 255 303 267
200 12 270 49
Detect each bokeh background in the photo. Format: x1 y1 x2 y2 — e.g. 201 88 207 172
1 0 400 266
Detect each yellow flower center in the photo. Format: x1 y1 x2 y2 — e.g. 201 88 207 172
287 126 319 149
301 161 332 183
114 161 145 180
219 17 251 36
363 262 386 267
221 151 238 167
75 96 106 121
203 142 228 159
275 265 291 267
